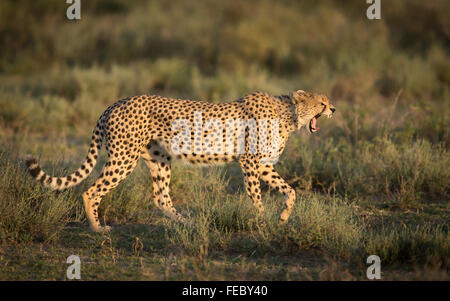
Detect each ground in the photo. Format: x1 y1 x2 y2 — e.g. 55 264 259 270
0 137 448 280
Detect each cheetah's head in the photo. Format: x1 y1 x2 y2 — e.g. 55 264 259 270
291 90 336 133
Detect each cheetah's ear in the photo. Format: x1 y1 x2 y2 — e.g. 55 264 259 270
292 90 306 103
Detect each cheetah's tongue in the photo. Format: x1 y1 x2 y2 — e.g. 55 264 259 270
311 117 320 131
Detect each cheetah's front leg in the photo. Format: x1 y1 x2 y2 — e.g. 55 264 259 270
239 155 264 216
260 164 296 223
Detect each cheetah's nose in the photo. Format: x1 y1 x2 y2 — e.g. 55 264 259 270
330 108 336 113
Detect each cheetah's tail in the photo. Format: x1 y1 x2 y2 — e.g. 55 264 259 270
25 122 104 191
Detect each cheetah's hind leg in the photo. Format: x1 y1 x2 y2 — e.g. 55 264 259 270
141 142 186 224
82 157 139 232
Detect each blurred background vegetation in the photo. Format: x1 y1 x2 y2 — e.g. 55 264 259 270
0 0 448 199
0 0 448 141
0 0 448 280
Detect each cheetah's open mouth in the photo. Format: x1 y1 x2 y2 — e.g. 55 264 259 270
309 114 321 133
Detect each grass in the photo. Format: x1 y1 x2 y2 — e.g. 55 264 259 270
0 0 448 280
0 149 448 280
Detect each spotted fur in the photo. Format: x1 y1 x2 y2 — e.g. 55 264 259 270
25 90 335 232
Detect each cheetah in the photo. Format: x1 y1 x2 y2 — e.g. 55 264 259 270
25 90 335 232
